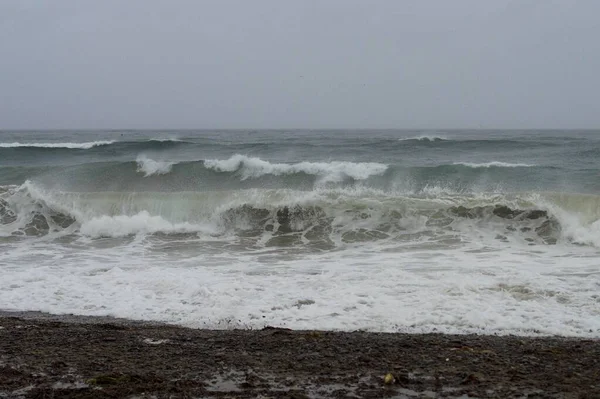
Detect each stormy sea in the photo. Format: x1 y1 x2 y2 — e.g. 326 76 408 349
1 130 599 337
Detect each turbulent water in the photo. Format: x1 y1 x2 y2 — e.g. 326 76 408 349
1 130 599 336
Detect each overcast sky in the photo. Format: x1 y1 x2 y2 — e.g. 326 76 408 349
1 0 598 129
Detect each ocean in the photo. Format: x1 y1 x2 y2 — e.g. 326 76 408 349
1 130 599 336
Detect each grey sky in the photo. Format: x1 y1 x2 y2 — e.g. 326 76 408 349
1 0 598 129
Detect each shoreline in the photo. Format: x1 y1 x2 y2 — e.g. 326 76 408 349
1 312 599 398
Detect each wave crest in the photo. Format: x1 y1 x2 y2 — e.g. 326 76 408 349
204 154 388 182
454 161 535 168
136 155 176 177
80 211 215 238
399 135 447 142
0 141 114 149
3 183 600 248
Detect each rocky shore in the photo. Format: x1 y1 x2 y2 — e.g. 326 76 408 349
1 312 598 398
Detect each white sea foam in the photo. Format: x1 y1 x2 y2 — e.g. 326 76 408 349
204 154 388 182
2 130 599 337
0 141 114 149
136 155 176 177
532 193 600 248
454 161 535 168
556 213 600 247
0 236 598 336
2 183 600 337
80 211 217 238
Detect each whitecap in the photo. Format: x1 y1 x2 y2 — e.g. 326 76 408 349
454 161 535 168
204 154 388 182
0 141 114 149
136 155 176 177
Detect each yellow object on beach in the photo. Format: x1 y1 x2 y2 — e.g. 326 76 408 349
384 373 394 384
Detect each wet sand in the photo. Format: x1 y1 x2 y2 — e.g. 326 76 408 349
1 312 599 398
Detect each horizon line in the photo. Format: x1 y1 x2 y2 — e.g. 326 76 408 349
1 127 599 131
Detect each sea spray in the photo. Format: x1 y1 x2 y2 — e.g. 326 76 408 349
136 155 176 177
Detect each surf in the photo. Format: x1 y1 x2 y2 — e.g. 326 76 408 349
2 182 600 249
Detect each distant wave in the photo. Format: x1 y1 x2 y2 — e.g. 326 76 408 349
0 139 194 160
146 138 184 143
454 161 535 168
204 154 388 182
0 156 556 194
398 135 447 142
0 141 114 149
136 155 176 177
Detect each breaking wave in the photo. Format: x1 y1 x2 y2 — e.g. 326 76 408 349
399 135 447 142
0 155 567 194
79 211 215 238
203 154 388 182
136 155 176 177
2 182 600 248
454 161 535 168
0 141 115 149
0 138 187 153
